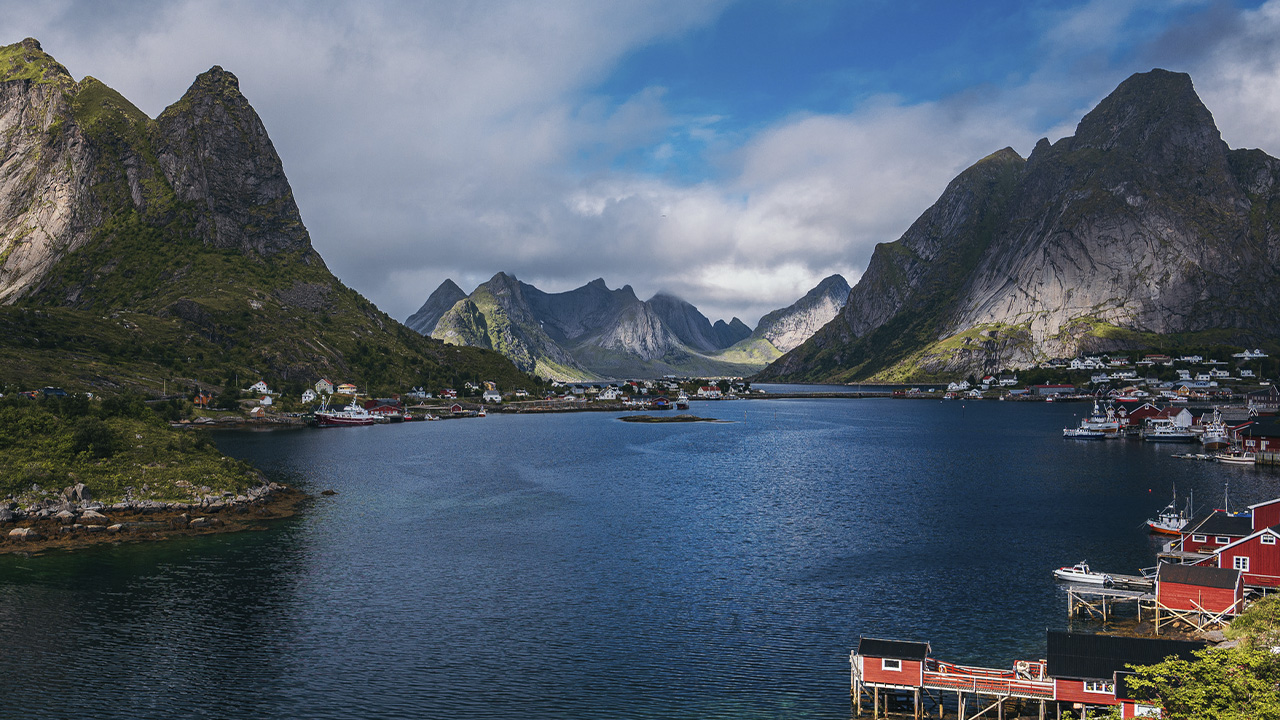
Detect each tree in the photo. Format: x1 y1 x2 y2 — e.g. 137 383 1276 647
71 417 117 459
1094 595 1280 719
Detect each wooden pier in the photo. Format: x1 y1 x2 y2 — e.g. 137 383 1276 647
1064 585 1152 622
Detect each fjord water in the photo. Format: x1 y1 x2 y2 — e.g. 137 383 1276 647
2 399 1274 719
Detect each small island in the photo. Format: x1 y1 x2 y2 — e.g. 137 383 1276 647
619 414 728 423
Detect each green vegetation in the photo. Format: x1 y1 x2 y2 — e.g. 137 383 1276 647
0 40 72 86
711 336 782 366
1095 596 1280 720
0 394 258 504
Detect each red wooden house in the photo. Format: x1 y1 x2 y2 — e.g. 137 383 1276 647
1155 564 1243 616
1212 525 1280 587
1232 417 1280 452
1177 512 1252 554
854 637 929 689
1047 632 1206 716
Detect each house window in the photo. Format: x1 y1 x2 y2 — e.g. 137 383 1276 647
882 659 901 671
1263 535 1276 546
1082 680 1114 694
1216 536 1231 544
1234 556 1250 572
1192 534 1207 543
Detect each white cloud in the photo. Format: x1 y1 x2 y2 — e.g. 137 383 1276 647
8 0 1280 329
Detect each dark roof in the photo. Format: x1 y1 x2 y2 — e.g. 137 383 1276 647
1237 417 1280 438
1157 563 1240 590
1046 631 1206 681
857 637 930 661
1184 512 1253 537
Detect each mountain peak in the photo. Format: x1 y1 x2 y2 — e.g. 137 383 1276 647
0 37 73 87
1071 69 1221 158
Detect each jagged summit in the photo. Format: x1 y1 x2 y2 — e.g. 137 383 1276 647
156 62 314 256
405 278 467 335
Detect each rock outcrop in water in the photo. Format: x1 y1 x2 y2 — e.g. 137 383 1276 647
759 69 1280 383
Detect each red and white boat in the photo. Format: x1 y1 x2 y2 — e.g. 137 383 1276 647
314 400 377 427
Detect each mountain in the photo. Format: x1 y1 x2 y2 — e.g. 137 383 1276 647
0 38 538 395
712 274 850 367
421 272 848 380
648 293 749 353
759 69 1280 383
753 274 851 353
405 278 467 335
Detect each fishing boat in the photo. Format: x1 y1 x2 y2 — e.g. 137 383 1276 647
1052 561 1113 585
313 400 377 427
1062 401 1121 438
1200 410 1231 450
1143 418 1197 443
1062 427 1107 439
1216 451 1257 465
1146 488 1192 535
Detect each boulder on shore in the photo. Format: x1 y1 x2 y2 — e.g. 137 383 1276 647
8 527 41 541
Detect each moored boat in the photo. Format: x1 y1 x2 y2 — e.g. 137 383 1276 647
1146 488 1192 535
1216 451 1256 465
1052 561 1113 585
1063 427 1107 439
1200 409 1231 450
314 400 378 427
1142 419 1197 443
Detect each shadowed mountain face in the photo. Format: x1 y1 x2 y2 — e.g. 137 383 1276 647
0 38 537 393
420 274 846 380
405 278 467 335
759 69 1280 383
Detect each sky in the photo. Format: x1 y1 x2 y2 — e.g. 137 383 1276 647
8 0 1280 326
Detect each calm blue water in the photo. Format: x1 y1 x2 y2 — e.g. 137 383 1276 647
1 399 1275 719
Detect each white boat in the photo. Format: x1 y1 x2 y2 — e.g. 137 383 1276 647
1216 451 1256 465
314 400 377 427
1200 410 1231 450
1063 427 1107 439
1053 561 1113 585
1063 401 1121 438
1143 419 1197 443
1147 489 1192 535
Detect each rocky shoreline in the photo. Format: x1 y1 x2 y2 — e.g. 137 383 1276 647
0 481 307 555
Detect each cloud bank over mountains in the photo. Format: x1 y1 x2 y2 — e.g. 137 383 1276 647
11 0 1280 325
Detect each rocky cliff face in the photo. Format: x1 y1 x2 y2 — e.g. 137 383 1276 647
155 66 317 258
752 274 850 352
760 69 1280 383
0 39 100 303
405 278 467 335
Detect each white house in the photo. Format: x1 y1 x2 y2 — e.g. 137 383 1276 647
697 386 723 399
249 380 272 395
301 389 317 403
260 395 273 407
482 389 502 403
598 387 622 401
998 375 1018 387
315 379 334 395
